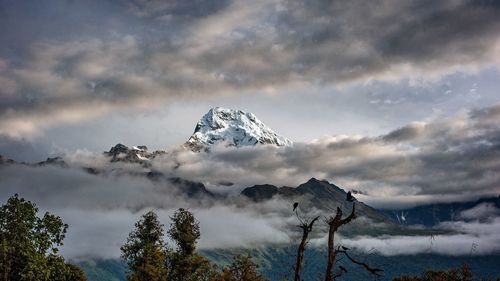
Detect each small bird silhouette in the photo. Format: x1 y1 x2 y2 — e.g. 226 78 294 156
339 266 348 272
341 246 349 251
293 202 299 211
346 191 355 202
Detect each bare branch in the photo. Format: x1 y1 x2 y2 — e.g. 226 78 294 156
337 249 383 277
294 211 320 281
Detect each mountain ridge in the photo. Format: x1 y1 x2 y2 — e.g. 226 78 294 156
185 107 292 151
241 178 392 225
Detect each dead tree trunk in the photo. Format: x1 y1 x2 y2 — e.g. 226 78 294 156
294 216 319 281
324 203 356 281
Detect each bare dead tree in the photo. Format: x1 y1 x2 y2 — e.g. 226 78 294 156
294 217 319 281
293 211 320 281
324 203 356 281
324 203 383 281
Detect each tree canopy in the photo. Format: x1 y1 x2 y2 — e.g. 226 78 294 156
220 255 267 281
168 208 200 256
0 194 87 281
122 208 270 281
120 211 169 281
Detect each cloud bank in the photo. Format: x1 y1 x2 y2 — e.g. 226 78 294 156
142 104 500 207
342 217 500 256
0 164 294 259
1 162 499 259
1 104 499 259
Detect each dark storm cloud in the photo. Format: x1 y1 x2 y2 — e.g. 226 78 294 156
274 0 500 80
1 0 500 136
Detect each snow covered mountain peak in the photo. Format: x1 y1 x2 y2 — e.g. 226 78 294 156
105 144 165 163
185 107 292 150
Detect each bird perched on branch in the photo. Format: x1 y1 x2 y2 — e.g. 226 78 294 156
293 202 299 211
346 191 356 202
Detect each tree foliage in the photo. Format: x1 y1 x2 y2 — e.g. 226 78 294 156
169 253 219 281
167 208 220 281
393 264 474 281
0 194 87 281
122 208 221 281
168 208 200 256
121 211 169 281
220 255 267 281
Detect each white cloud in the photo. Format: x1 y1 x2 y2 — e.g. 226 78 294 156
458 203 500 221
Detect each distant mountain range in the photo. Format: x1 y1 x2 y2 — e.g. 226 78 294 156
39 107 293 165
2 107 496 229
3 107 500 281
381 197 500 227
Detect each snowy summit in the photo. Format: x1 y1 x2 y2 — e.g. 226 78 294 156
185 107 292 150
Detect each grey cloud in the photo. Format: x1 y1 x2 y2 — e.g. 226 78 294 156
26 103 494 207
0 163 295 258
59 205 292 259
276 0 500 80
2 0 500 137
382 123 424 142
459 203 500 221
0 164 191 211
6 162 498 259
342 219 500 256
143 104 500 205
471 103 500 126
0 134 46 162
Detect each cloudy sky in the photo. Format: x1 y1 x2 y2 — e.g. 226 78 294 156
0 0 499 161
1 0 500 260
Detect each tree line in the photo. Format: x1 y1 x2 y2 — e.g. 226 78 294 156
121 208 267 281
0 194 489 281
119 197 383 281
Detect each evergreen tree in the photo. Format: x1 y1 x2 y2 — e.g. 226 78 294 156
121 211 168 281
0 194 87 281
220 255 267 281
167 208 218 281
168 208 200 256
